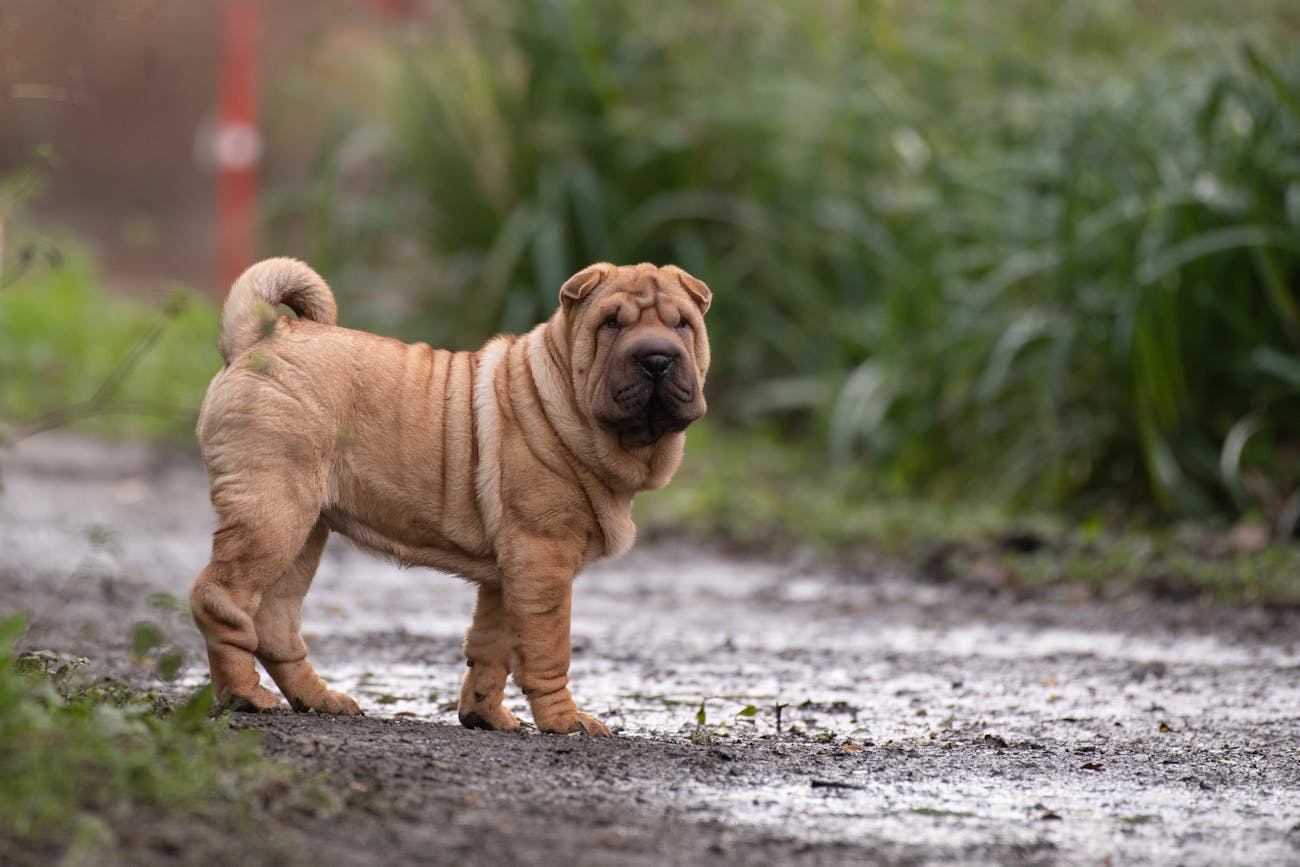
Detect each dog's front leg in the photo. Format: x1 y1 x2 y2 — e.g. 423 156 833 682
458 580 522 731
499 536 610 737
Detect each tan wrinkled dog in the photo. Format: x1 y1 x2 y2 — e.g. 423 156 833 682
191 259 710 736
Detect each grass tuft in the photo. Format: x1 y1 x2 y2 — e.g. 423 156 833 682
0 614 281 862
640 423 1300 608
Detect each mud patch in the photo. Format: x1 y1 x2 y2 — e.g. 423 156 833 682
3 434 1299 865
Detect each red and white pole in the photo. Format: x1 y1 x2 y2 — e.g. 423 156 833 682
215 0 262 294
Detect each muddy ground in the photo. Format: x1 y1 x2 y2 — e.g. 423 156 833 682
2 434 1298 865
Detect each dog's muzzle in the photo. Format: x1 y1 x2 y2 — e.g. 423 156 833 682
598 341 703 447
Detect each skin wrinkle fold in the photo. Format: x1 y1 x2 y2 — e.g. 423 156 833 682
437 348 451 525
512 339 575 483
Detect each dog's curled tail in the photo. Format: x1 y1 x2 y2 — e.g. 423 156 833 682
218 257 338 363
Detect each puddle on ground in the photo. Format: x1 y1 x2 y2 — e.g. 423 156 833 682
281 546 1300 862
294 546 1300 743
5 435 1299 865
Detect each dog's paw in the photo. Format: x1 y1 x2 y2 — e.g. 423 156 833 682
538 711 612 738
291 689 363 716
218 685 285 714
459 703 522 732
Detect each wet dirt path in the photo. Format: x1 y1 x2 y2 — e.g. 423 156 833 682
2 435 1298 865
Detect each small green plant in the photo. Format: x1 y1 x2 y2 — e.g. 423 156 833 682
128 591 195 682
0 614 279 860
694 697 709 727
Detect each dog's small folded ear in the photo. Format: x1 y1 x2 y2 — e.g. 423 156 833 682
560 263 613 308
666 266 711 315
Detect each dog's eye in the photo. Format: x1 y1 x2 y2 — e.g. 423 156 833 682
602 315 621 331
675 319 692 332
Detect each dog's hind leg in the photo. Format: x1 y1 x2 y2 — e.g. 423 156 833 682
458 580 521 730
254 520 360 715
191 512 316 713
191 454 334 714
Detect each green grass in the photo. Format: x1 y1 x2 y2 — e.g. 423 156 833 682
640 422 1300 607
269 0 1300 524
0 249 219 442
637 421 1021 554
1009 529 1300 607
0 615 280 862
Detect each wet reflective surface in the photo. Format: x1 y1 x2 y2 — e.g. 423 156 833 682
3 435 1298 864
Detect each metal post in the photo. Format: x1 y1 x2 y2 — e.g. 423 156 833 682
215 0 262 294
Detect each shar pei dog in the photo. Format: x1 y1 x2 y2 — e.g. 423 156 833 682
190 259 711 736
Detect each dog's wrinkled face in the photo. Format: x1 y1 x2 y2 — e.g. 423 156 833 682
561 263 711 449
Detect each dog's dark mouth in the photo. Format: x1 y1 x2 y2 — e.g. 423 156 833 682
625 402 688 448
599 383 700 448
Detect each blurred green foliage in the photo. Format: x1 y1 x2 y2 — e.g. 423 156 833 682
637 419 1021 552
638 419 1300 607
0 251 218 440
273 0 1300 524
0 615 273 861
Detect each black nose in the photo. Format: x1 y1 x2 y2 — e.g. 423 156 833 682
637 353 675 379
